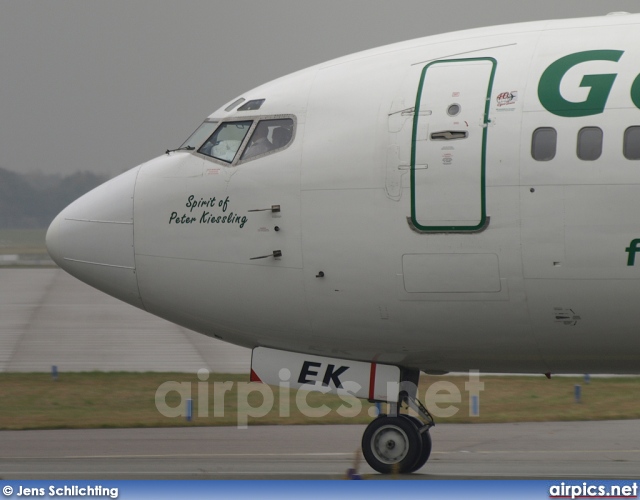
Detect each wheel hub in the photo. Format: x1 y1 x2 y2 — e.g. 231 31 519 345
371 425 409 464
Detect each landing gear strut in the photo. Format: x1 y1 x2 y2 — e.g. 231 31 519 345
361 377 434 474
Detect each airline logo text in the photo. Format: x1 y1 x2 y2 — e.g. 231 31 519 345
539 50 640 117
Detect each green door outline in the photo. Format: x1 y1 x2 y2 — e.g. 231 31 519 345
410 57 497 233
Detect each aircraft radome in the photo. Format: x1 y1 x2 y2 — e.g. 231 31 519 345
47 12 640 473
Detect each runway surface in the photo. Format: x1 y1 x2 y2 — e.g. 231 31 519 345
1 420 639 479
0 268 251 373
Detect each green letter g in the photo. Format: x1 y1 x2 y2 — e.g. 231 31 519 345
538 50 623 117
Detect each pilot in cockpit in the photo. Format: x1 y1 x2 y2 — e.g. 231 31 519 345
244 123 273 158
271 126 292 149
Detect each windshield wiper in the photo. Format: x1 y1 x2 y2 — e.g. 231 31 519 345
165 146 195 155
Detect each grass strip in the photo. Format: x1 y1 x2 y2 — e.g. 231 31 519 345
0 372 638 430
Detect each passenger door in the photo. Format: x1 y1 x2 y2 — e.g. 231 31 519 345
410 58 496 232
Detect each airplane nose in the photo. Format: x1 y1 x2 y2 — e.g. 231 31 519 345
46 166 144 309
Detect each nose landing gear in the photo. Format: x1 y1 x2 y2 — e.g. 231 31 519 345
361 391 434 474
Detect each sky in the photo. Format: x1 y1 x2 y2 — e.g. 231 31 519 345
1 0 639 177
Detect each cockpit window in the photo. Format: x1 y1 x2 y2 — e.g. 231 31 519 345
238 99 265 111
224 98 245 112
179 121 218 150
198 121 252 163
240 118 294 161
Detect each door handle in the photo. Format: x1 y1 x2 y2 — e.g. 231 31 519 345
430 131 468 140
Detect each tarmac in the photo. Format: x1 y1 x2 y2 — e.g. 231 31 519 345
1 269 639 480
0 268 251 373
1 420 639 479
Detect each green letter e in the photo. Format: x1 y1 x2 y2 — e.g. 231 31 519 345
538 50 623 117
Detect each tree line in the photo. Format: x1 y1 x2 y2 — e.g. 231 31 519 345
0 167 108 228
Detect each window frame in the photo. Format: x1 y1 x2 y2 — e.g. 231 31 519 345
194 114 297 167
238 99 266 111
224 98 246 112
531 127 557 162
179 120 219 150
237 117 297 165
623 126 640 160
196 119 253 164
576 126 603 161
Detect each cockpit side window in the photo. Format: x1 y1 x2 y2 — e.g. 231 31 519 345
198 121 252 163
224 98 245 112
240 118 294 161
238 99 265 111
179 121 218 150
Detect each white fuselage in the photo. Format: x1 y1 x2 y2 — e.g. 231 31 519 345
47 14 640 375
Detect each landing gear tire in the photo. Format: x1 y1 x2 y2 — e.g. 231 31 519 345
401 415 432 473
361 415 422 474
